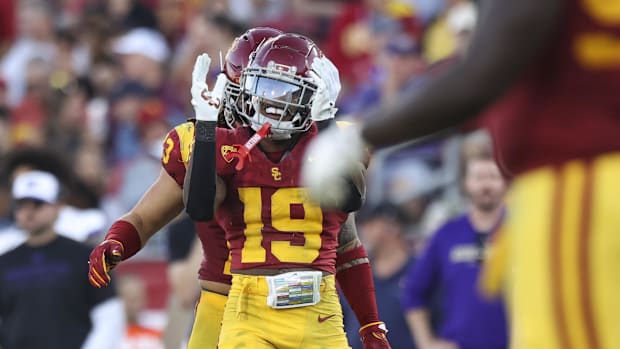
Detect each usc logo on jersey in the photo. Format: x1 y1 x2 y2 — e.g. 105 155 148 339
221 145 239 163
271 167 282 181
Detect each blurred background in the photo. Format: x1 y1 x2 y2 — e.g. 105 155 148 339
0 0 491 348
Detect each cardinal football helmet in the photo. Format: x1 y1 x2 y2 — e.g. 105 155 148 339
222 27 283 129
237 33 322 140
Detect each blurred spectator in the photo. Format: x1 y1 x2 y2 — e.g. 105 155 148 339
341 33 427 115
423 0 476 62
0 92 9 154
47 81 91 157
162 216 201 349
0 0 16 54
0 171 125 349
170 13 244 108
117 274 165 349
461 130 493 162
290 0 346 19
107 81 152 162
408 0 447 24
369 156 450 242
1 0 56 107
445 1 476 56
402 153 508 349
85 56 122 143
72 144 109 208
114 99 170 212
0 183 10 228
112 28 170 91
155 0 187 45
226 0 288 25
342 203 416 349
105 0 158 31
324 0 421 92
8 56 54 148
0 147 107 250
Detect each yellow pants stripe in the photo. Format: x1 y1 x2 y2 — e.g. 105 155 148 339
590 155 620 349
579 163 600 349
549 166 571 349
551 161 603 349
484 153 620 349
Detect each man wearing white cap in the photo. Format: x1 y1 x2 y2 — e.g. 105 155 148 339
112 27 170 90
0 171 125 349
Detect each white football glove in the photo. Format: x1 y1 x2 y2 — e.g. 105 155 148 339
302 122 366 208
309 56 341 121
191 53 227 122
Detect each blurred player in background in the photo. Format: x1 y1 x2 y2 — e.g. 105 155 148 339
89 28 390 349
183 33 391 348
304 0 620 348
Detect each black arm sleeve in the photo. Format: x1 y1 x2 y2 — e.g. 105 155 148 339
184 120 217 221
340 176 364 213
340 162 367 213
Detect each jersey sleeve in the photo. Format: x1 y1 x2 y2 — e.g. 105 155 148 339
161 122 195 188
162 124 244 186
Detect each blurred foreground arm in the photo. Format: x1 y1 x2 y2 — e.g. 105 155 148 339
362 0 562 147
302 0 562 200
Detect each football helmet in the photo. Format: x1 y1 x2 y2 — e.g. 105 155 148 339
237 33 322 140
222 27 283 129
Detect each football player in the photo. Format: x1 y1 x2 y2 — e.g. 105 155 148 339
87 27 282 349
182 33 390 349
88 29 391 349
302 0 620 348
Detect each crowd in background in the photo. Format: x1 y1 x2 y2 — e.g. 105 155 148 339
0 0 500 348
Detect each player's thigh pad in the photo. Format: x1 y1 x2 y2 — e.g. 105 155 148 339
187 289 227 349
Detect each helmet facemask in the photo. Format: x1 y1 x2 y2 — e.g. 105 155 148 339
238 63 317 140
222 79 243 129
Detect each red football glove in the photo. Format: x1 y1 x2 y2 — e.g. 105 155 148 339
360 322 391 349
88 239 124 288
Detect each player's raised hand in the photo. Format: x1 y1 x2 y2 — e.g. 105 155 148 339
309 55 340 121
360 322 392 349
88 239 124 288
302 122 366 208
191 53 226 122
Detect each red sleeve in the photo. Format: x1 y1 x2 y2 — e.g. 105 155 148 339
336 245 380 326
161 123 245 187
0 0 16 45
